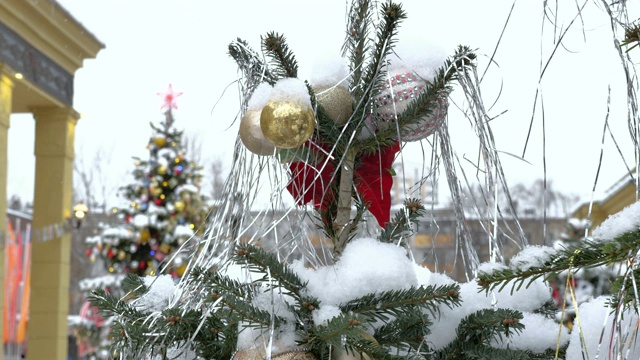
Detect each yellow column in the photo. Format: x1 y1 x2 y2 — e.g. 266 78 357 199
29 106 79 360
0 66 14 360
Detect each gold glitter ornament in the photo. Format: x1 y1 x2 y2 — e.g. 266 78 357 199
176 264 187 277
154 137 167 147
174 200 185 212
260 101 315 149
159 243 171 254
152 187 162 197
231 348 317 360
157 166 167 175
239 109 276 156
140 230 151 243
314 85 352 126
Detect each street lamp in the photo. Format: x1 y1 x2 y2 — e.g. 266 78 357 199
72 202 89 229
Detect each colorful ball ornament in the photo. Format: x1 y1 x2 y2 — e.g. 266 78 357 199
159 243 171 254
314 85 352 127
260 101 315 149
154 137 167 147
240 109 276 156
152 187 163 197
174 201 186 212
117 250 127 261
140 229 151 243
176 264 188 277
373 71 449 142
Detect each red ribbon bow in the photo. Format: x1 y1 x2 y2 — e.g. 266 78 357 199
286 141 400 227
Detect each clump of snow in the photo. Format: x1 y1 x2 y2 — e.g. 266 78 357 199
79 274 126 291
567 217 589 231
85 235 101 244
565 296 640 360
220 263 260 283
133 214 151 227
174 224 194 238
135 275 177 312
428 278 553 350
292 237 417 306
592 201 640 242
492 312 569 353
270 78 312 108
508 245 557 271
101 227 133 239
156 156 169 167
175 184 199 195
67 315 94 327
157 148 177 160
309 55 350 88
252 285 296 323
236 321 297 354
493 278 553 313
248 82 274 111
147 202 168 215
388 42 448 81
312 305 343 326
477 261 508 276
236 285 298 352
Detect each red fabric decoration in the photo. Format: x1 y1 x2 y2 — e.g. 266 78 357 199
286 142 400 227
353 142 400 226
287 159 335 208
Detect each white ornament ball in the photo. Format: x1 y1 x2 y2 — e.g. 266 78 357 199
239 109 276 156
373 71 448 142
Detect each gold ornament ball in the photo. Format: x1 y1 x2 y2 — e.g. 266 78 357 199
159 243 171 254
174 200 186 212
117 250 127 261
152 187 163 197
240 110 276 156
140 229 151 243
157 166 167 175
176 264 188 277
260 101 315 149
154 137 167 147
314 86 352 127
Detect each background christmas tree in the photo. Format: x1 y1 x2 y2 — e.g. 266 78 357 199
71 86 212 359
89 1 640 359
88 84 209 278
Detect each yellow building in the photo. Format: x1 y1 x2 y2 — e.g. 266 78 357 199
0 2 103 359
572 169 638 231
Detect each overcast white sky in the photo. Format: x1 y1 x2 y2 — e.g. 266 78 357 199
6 0 639 208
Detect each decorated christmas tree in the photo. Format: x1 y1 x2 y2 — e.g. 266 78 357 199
89 1 640 359
72 86 212 359
86 84 209 278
